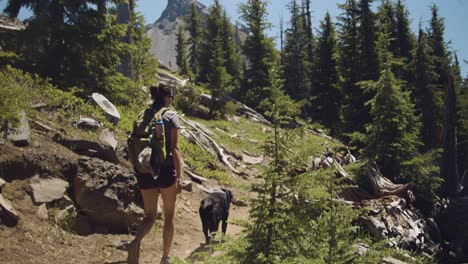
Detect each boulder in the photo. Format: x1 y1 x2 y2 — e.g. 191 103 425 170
74 116 102 130
0 194 19 227
73 157 143 233
181 180 193 192
241 153 263 165
0 177 5 190
55 137 119 164
438 195 468 260
36 203 48 220
91 93 121 124
6 110 31 147
382 257 408 264
99 128 118 150
30 176 69 203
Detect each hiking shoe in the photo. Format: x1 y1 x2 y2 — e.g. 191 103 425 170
127 240 140 264
160 256 170 264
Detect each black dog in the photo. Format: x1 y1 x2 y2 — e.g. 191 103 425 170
199 188 233 244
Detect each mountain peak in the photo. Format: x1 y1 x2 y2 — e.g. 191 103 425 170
157 0 207 23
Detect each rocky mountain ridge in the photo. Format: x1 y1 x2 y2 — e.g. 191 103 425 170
145 0 209 71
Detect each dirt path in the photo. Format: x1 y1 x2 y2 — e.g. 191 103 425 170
0 178 249 264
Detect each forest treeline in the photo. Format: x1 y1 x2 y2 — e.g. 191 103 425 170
177 0 467 205
1 0 467 262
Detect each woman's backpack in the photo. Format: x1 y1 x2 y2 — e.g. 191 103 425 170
128 107 168 175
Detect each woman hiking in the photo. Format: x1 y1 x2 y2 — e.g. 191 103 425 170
127 83 183 264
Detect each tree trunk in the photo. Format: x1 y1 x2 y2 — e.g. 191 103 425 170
441 74 459 197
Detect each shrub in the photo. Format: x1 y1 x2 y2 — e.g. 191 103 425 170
0 65 33 125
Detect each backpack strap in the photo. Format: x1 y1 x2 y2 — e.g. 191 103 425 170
154 107 170 120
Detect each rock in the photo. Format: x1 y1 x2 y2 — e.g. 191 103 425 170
6 110 31 147
0 194 19 227
382 257 408 264
55 137 119 164
99 128 118 150
30 176 69 203
91 93 121 124
74 116 102 130
181 180 193 192
72 157 144 233
438 195 468 260
36 203 48 220
241 153 263 165
232 199 248 207
0 177 5 190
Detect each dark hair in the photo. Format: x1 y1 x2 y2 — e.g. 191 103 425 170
150 84 173 108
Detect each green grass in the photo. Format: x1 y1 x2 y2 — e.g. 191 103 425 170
190 116 269 157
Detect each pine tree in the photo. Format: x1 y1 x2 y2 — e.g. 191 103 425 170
314 12 342 133
337 0 365 132
457 75 468 187
395 0 415 64
241 67 300 263
427 4 450 149
358 0 379 81
377 0 399 57
239 0 276 109
363 29 421 180
208 35 232 119
411 26 439 151
176 26 191 76
220 11 240 85
187 3 202 79
198 0 224 83
282 0 309 101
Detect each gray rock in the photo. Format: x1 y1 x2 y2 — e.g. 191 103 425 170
6 110 31 147
36 203 48 220
0 177 5 190
0 194 19 226
73 157 144 233
382 257 408 264
30 176 69 203
241 154 263 165
99 128 118 150
232 199 248 207
56 137 119 164
74 116 102 130
91 93 120 124
181 180 193 192
55 205 75 224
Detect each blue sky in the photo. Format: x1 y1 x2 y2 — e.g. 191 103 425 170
2 0 467 75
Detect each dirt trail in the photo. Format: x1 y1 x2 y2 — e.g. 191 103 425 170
0 176 249 264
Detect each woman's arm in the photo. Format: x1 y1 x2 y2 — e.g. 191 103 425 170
170 127 183 190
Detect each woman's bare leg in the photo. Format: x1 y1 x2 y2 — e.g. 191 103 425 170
128 188 160 264
160 183 178 257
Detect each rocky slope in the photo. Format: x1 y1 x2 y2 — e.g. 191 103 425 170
145 0 209 71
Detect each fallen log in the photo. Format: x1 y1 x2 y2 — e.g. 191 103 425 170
180 116 240 176
367 162 412 197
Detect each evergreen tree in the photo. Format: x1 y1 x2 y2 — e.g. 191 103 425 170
358 0 379 81
314 12 342 133
363 29 421 180
411 26 440 151
221 11 241 86
377 0 399 57
208 35 232 119
187 3 202 79
176 26 191 76
282 0 309 101
337 0 365 132
440 68 459 197
241 67 300 263
198 0 224 83
239 0 276 109
458 75 468 187
427 4 451 149
395 0 415 64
